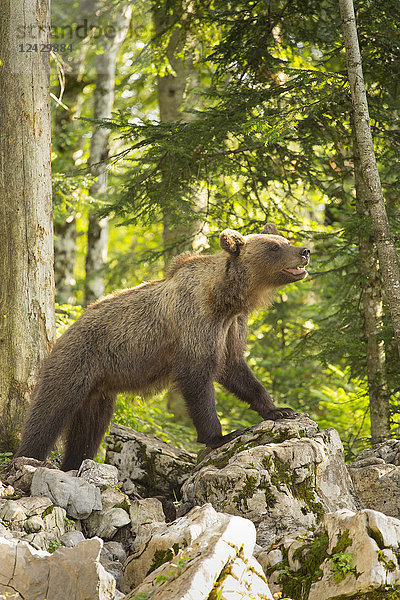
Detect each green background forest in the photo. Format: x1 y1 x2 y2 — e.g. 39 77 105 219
16 0 400 459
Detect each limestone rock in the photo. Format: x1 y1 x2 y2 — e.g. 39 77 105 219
0 494 75 552
122 503 272 600
102 541 127 565
120 503 222 592
0 496 52 531
7 457 56 493
85 487 131 540
0 481 15 498
353 439 400 466
60 530 85 547
31 467 102 519
129 497 166 549
105 423 195 498
181 416 357 546
310 509 400 599
100 541 127 587
349 440 400 519
259 508 400 600
0 535 116 600
77 459 119 489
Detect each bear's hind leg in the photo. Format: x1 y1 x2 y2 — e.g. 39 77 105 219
16 373 93 462
61 391 116 471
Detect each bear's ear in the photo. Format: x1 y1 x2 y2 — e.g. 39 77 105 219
261 223 279 235
219 229 246 256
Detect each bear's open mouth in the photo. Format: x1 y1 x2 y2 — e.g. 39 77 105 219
284 265 308 277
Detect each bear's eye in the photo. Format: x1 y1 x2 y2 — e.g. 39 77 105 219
270 245 280 251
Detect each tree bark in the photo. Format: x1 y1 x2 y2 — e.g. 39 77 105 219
354 144 391 443
0 0 56 451
338 0 400 360
84 5 132 305
54 216 78 305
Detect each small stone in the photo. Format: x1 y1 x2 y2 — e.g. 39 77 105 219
6 457 56 493
60 530 85 547
348 440 400 520
0 500 27 527
77 459 119 489
102 541 127 564
31 467 102 519
84 488 131 540
24 515 44 533
0 482 15 497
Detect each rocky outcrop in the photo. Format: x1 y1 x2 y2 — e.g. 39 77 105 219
0 495 71 551
129 497 166 551
0 460 131 554
258 508 400 600
348 439 400 519
121 503 273 600
7 418 400 600
105 423 196 498
181 415 358 546
0 536 116 600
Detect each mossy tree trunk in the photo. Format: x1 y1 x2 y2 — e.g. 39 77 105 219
354 144 391 443
339 0 400 366
0 0 56 451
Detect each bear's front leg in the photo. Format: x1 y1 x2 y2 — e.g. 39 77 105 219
217 359 295 421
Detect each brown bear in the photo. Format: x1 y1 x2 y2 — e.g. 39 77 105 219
16 223 310 470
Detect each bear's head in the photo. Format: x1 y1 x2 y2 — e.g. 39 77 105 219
219 223 310 289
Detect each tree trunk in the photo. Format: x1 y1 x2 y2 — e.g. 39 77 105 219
354 144 391 443
84 5 132 305
338 0 400 360
54 216 78 305
153 2 208 424
53 24 92 305
0 0 56 451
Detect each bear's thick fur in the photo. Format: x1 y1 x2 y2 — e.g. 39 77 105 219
16 224 310 470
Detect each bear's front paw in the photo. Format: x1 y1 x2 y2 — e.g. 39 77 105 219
260 407 296 421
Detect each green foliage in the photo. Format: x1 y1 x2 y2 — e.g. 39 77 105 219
155 556 191 585
55 304 84 337
0 452 13 469
48 539 63 553
277 532 330 600
330 551 356 583
64 516 75 530
114 393 200 453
